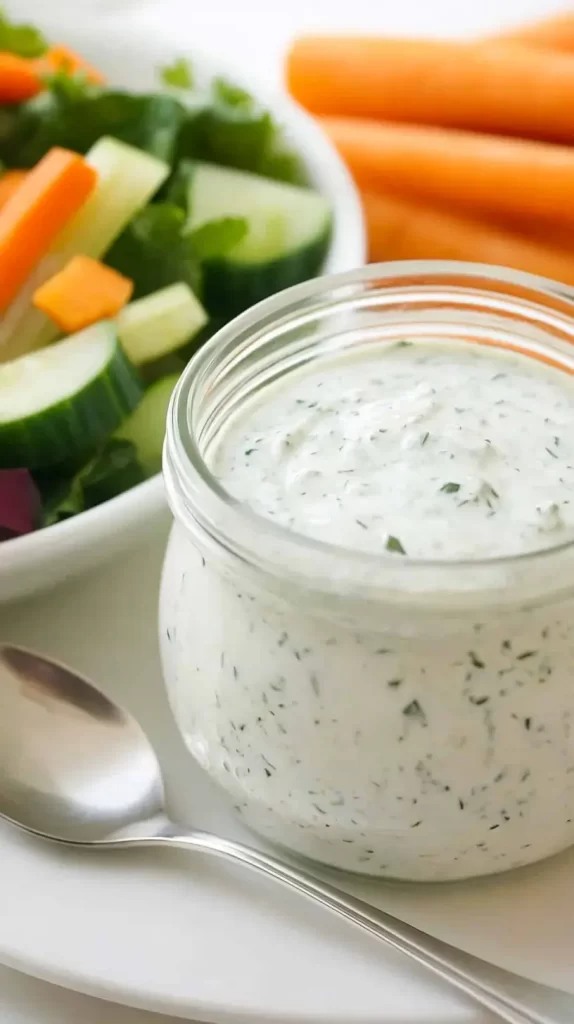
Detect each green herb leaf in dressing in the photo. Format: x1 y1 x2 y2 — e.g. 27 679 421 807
386 535 406 555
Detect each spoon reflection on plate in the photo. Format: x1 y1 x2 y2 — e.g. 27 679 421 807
0 643 557 1024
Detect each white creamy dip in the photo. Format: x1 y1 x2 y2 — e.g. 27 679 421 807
161 339 574 880
213 342 574 560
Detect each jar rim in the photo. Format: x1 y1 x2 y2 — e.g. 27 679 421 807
164 260 574 606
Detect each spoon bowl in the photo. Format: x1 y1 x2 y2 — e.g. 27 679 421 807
0 643 555 1024
0 645 163 842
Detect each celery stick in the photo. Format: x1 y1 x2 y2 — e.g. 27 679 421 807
0 138 169 363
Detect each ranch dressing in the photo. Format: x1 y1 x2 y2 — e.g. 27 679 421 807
162 339 574 880
212 341 574 560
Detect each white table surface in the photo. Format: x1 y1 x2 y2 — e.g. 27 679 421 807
2 0 573 1020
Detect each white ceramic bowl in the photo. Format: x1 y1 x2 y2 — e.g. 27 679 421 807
0 22 365 604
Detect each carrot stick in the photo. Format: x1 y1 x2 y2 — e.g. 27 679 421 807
0 51 43 103
362 190 574 287
321 116 574 226
33 255 133 333
287 36 574 143
0 148 97 314
492 12 574 53
39 45 105 85
0 171 27 213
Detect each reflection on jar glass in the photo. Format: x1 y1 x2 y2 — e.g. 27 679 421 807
160 261 574 882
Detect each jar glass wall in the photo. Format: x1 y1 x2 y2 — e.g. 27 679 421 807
161 262 574 881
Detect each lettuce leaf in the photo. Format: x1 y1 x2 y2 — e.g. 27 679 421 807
0 8 47 58
107 200 247 299
160 57 194 90
38 439 145 526
0 78 186 166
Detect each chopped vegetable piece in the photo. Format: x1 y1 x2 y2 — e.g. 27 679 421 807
0 146 97 316
40 44 104 85
362 190 574 287
33 255 133 333
116 374 179 475
0 469 39 539
0 51 43 103
286 35 574 144
321 116 574 227
0 137 169 362
0 169 26 211
0 321 142 469
118 283 207 365
186 161 331 315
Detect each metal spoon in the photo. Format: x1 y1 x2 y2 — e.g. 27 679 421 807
0 643 560 1024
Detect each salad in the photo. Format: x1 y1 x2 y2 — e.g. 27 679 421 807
0 11 332 542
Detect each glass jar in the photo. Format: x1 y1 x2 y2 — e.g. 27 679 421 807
160 262 574 882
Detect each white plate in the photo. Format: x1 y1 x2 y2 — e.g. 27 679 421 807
1 532 574 1024
0 20 365 605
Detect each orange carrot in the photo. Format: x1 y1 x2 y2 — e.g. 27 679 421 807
492 12 574 52
321 116 574 226
0 44 104 105
362 190 574 287
0 51 43 103
287 36 574 143
0 148 97 314
33 255 133 333
39 44 105 85
0 171 27 212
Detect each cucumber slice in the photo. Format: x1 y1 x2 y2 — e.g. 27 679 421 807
187 162 332 316
0 322 142 470
0 138 170 362
116 374 178 476
117 283 208 366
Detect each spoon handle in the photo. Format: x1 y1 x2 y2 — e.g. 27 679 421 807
137 829 553 1024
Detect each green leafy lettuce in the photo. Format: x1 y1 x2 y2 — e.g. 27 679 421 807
0 8 47 57
38 439 145 526
107 199 247 299
160 57 194 90
0 60 307 186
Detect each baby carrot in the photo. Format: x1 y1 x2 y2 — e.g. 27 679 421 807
362 190 574 287
492 12 574 53
0 148 97 314
321 117 574 226
287 36 574 143
33 255 133 333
